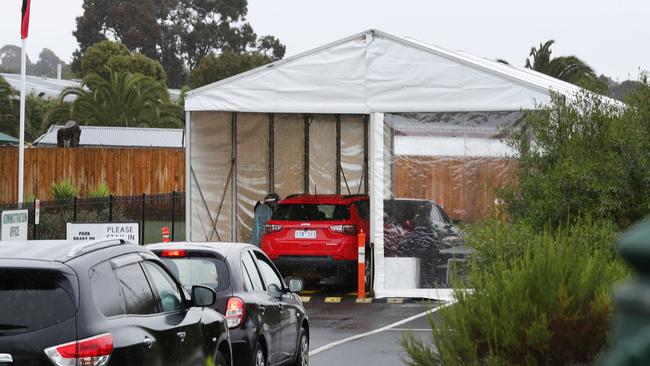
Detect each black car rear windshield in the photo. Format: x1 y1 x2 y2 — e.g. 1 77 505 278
0 269 76 335
272 204 351 221
161 256 230 292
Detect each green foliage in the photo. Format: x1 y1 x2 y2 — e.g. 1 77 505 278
188 52 272 88
72 0 286 87
402 219 627 366
0 77 59 142
51 179 79 200
81 41 166 83
88 183 111 198
48 70 183 128
502 82 650 229
0 75 17 133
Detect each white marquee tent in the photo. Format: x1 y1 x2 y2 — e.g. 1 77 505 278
184 29 599 300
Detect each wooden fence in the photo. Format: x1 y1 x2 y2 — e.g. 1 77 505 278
393 156 518 222
0 147 185 204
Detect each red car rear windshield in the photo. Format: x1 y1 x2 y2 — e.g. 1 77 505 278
272 204 350 221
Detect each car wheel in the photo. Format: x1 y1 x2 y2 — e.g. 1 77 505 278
213 350 227 366
292 328 309 366
252 341 266 366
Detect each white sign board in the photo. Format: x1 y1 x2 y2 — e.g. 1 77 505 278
1 210 29 241
35 199 40 225
66 223 139 243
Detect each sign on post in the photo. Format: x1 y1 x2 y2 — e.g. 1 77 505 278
66 223 139 243
1 210 29 241
35 199 40 225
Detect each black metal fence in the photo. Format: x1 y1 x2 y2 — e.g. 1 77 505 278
0 192 185 244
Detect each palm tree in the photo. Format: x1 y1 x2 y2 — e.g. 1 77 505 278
0 75 18 137
48 70 183 128
525 40 599 87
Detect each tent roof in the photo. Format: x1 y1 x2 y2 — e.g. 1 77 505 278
186 29 610 114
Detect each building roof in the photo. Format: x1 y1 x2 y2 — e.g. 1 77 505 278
33 125 184 148
0 132 18 145
186 29 618 113
1 73 80 99
1 73 182 101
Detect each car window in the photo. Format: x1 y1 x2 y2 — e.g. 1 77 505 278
161 256 230 292
356 201 370 220
241 251 265 291
254 251 283 291
115 263 158 315
142 262 183 313
90 261 125 317
429 204 444 223
0 269 76 334
437 205 451 223
272 204 351 221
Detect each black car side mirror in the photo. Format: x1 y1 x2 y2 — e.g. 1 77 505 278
191 285 216 307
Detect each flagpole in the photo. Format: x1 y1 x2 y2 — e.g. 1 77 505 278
18 37 26 205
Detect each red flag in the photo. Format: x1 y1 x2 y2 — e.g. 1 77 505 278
21 0 31 39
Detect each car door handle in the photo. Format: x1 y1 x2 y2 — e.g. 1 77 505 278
177 331 186 342
143 337 154 349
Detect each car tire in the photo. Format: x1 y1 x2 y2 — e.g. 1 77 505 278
213 350 227 366
291 328 309 366
252 341 266 366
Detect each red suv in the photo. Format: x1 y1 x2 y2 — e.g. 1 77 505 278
260 194 370 286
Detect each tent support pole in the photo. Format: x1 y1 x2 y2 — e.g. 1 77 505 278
268 113 275 193
336 114 342 194
303 114 310 194
184 110 191 240
231 112 238 242
363 115 369 194
369 112 385 294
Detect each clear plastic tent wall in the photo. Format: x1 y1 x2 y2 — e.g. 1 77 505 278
372 112 521 299
189 112 368 244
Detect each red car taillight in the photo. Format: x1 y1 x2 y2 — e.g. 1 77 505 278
330 225 357 235
44 333 113 366
264 224 283 235
225 297 246 329
161 249 186 257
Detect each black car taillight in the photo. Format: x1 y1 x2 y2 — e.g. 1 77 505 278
44 333 113 366
330 225 357 235
225 297 246 328
264 224 283 235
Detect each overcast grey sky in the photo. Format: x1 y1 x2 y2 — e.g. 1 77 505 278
1 0 647 81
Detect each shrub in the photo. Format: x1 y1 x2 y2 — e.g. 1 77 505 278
502 80 650 230
402 219 627 366
88 183 111 198
51 179 78 200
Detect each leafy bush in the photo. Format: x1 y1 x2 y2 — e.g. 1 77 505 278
402 219 627 366
51 179 79 200
502 80 650 229
88 183 111 198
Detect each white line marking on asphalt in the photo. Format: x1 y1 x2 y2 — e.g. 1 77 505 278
309 301 454 357
388 328 432 332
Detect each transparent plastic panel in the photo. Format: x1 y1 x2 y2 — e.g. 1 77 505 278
274 114 305 198
308 115 337 194
236 113 270 243
190 112 232 242
340 115 366 195
381 112 522 289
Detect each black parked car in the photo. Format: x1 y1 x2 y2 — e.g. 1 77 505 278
0 239 231 366
149 242 309 366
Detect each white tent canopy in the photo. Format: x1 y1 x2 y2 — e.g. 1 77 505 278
185 29 590 113
184 29 602 301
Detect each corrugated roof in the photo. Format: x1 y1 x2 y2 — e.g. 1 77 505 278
33 125 184 148
1 73 80 99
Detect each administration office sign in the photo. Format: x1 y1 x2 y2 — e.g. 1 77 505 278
66 223 139 243
1 210 29 241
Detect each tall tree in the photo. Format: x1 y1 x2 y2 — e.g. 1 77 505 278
48 71 182 128
0 45 32 74
187 51 271 88
73 0 286 87
32 48 63 78
0 75 18 137
80 41 166 83
525 40 602 89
